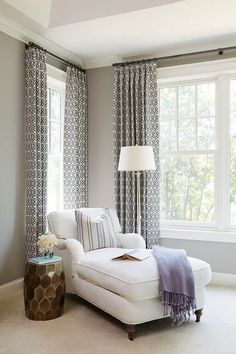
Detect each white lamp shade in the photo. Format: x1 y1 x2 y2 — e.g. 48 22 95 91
118 146 156 171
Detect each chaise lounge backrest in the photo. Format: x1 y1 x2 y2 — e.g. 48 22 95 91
47 208 122 240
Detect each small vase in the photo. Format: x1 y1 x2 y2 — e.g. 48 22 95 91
40 248 54 259
42 252 54 259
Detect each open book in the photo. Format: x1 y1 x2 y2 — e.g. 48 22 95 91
112 249 151 261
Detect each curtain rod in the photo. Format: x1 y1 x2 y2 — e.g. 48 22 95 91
26 42 86 73
113 45 236 67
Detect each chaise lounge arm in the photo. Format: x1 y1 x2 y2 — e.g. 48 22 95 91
56 239 85 273
56 238 84 258
117 233 146 249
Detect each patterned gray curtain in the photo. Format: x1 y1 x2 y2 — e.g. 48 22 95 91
64 66 88 209
113 61 159 248
25 46 47 259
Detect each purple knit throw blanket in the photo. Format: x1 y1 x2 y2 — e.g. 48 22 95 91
153 246 196 325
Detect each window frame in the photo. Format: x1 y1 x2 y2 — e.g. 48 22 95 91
158 58 236 242
47 75 65 213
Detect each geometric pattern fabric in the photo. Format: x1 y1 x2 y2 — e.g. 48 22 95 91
64 66 88 209
25 46 48 259
113 61 160 248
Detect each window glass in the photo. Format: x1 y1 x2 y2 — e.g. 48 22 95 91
159 80 216 223
47 83 64 214
160 155 214 222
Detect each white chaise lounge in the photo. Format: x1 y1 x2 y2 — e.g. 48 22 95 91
48 208 211 340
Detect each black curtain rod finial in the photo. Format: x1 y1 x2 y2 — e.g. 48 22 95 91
26 41 86 73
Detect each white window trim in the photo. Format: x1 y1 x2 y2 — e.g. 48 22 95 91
160 228 236 243
47 75 66 92
158 57 236 83
158 58 236 243
47 64 66 83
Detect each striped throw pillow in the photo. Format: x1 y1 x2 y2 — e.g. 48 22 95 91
75 208 120 251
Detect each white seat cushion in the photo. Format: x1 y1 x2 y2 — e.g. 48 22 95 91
76 248 211 302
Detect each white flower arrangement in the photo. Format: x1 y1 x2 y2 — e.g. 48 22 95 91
37 234 58 257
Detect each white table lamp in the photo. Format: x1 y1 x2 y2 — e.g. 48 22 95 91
118 145 156 235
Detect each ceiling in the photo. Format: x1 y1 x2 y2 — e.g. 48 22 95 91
1 0 236 69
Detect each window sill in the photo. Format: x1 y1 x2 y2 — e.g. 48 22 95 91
160 227 236 243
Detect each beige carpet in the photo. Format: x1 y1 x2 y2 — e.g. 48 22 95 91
0 285 236 354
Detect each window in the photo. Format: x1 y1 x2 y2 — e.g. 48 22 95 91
159 65 236 233
230 79 236 224
47 77 65 213
160 81 215 224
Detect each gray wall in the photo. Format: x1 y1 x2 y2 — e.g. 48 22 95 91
0 32 25 284
87 67 115 208
0 33 67 285
161 238 236 274
87 65 236 275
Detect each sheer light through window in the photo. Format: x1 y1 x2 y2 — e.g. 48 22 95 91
159 81 216 224
47 78 65 213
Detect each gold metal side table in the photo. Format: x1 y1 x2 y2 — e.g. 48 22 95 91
24 256 65 320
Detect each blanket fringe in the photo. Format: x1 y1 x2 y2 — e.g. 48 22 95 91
160 290 196 325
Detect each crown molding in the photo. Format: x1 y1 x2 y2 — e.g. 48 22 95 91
84 55 124 70
83 36 236 69
0 13 84 67
2 11 236 71
84 52 236 70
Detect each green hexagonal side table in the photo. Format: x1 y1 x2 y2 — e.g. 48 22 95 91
24 257 65 321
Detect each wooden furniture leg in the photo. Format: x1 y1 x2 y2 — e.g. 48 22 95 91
126 324 136 341
195 308 203 322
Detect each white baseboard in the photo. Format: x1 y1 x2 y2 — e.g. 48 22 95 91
211 272 236 287
0 278 23 297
